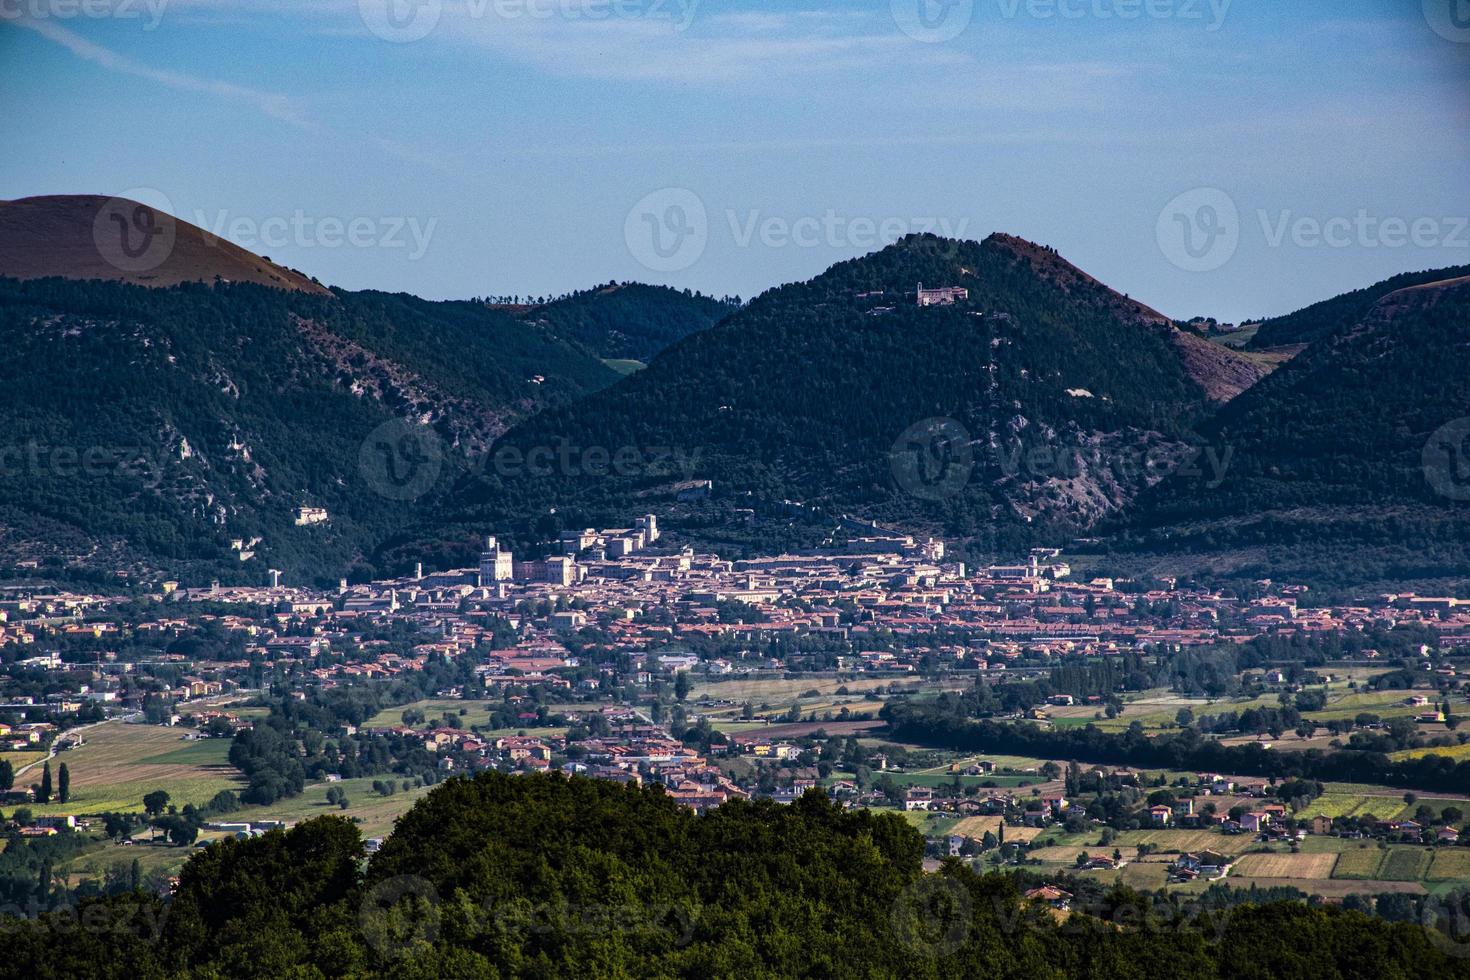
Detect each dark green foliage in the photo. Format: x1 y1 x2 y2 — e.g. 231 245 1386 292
141 790 169 816
1112 277 1470 593
515 282 736 361
0 277 615 583
443 234 1219 556
162 817 366 976
2 773 1468 977
1248 263 1470 349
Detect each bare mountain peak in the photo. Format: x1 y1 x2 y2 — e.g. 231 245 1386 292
0 194 332 295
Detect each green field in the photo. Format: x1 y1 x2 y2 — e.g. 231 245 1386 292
364 699 501 730
1306 792 1410 821
66 774 442 884
1331 846 1385 879
1 749 45 772
1393 742 1470 762
24 723 242 817
1380 848 1433 881
1429 850 1470 881
231 775 435 839
1113 829 1258 855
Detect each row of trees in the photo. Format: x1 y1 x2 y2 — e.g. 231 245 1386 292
884 695 1470 795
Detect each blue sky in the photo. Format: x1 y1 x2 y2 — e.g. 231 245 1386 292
2 0 1468 321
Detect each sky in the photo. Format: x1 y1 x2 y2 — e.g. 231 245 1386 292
2 0 1468 321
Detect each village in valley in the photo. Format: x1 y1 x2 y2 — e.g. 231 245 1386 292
4 514 1470 915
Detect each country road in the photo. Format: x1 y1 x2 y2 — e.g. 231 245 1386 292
12 716 124 782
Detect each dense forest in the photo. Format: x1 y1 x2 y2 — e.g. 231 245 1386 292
0 277 615 584
1101 275 1470 595
511 282 739 362
4 772 1468 978
437 233 1233 562
1246 262 1470 349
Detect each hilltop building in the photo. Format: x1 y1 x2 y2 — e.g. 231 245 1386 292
916 283 969 307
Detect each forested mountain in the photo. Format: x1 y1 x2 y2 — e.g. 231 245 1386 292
1247 263 1470 350
0 276 616 583
1107 274 1470 594
511 282 738 363
5 772 1465 977
0 195 331 295
6 203 1466 596
435 233 1272 562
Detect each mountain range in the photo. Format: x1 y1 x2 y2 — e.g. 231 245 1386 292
1 194 1466 595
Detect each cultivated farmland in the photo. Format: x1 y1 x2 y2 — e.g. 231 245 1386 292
1428 850 1470 881
1231 852 1337 879
1380 848 1433 881
1332 847 1386 879
26 722 242 816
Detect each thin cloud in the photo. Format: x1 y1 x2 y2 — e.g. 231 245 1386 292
13 17 313 128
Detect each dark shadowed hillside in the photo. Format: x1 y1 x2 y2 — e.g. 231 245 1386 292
0 276 616 583
511 281 738 363
1106 274 1470 595
1247 263 1470 350
433 234 1272 563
